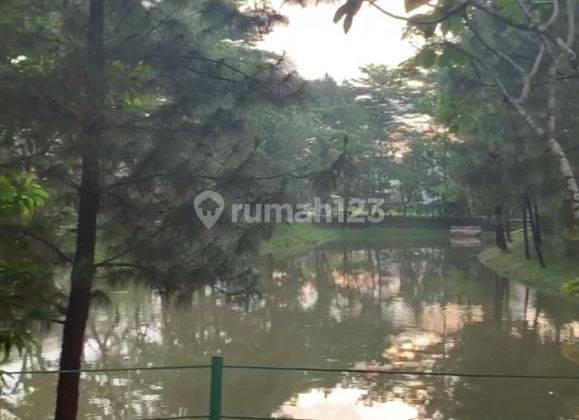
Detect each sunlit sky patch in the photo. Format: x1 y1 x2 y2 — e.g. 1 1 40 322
258 0 418 81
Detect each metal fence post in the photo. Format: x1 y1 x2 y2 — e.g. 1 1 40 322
209 356 224 420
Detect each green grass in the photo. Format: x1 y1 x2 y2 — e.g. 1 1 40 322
479 230 579 295
261 223 447 257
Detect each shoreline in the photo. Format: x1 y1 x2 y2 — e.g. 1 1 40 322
261 223 447 257
478 230 579 297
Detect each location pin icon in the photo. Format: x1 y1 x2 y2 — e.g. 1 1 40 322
194 191 225 229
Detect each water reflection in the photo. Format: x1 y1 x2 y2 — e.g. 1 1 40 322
1 243 579 419
275 387 420 420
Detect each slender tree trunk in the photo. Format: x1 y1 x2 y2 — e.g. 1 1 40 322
545 137 579 223
54 1 104 419
522 200 530 260
505 208 512 242
494 205 508 251
507 67 579 225
546 62 579 224
525 196 546 268
533 201 542 245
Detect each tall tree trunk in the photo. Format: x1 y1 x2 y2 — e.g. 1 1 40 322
522 200 530 260
533 201 542 245
505 207 512 242
494 205 508 251
54 1 104 419
525 196 546 268
546 62 579 224
507 66 579 225
545 136 579 223
54 160 99 420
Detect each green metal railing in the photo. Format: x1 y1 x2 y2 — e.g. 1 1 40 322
209 356 223 420
2 355 579 420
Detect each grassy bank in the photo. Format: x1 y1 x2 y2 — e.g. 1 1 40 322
479 230 579 295
261 223 447 257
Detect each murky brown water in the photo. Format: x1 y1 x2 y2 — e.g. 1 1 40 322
1 241 579 419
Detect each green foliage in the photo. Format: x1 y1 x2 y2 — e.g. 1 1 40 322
415 47 437 69
0 328 33 363
494 0 525 21
427 63 559 218
0 260 46 284
440 15 465 36
406 14 438 38
436 46 469 67
0 173 48 219
563 279 579 296
0 0 309 296
0 260 58 361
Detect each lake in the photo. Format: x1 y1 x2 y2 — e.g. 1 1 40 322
1 239 579 419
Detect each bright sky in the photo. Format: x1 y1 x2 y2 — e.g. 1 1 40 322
258 0 417 82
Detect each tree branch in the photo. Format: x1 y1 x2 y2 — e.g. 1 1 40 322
11 227 73 264
369 0 470 24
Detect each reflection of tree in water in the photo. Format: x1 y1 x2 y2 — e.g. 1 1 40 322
429 317 579 420
2 243 579 419
0 236 66 420
278 245 579 420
